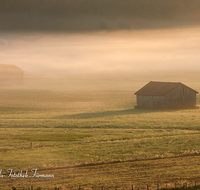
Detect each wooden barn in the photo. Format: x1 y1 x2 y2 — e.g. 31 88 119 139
0 64 24 85
134 81 198 109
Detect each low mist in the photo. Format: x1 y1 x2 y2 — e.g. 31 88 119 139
1 27 200 80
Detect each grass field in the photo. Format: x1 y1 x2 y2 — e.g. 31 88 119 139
0 74 200 189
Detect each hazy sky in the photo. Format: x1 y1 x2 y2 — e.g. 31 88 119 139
1 0 200 32
1 27 200 75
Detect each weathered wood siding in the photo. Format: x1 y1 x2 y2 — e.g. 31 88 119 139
137 95 165 109
164 83 196 108
137 83 196 109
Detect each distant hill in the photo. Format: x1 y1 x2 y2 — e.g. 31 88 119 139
1 0 200 32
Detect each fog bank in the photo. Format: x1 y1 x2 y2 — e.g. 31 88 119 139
1 27 200 78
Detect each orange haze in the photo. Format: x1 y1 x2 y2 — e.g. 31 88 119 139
1 27 200 76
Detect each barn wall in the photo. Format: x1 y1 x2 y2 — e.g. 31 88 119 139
136 84 197 109
137 95 165 109
0 72 24 85
164 84 196 108
12 73 24 85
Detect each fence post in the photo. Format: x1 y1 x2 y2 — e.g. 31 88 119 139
102 186 104 190
147 185 148 190
115 186 117 190
175 183 176 188
195 181 197 187
132 185 134 190
166 184 167 188
31 186 33 190
157 184 159 190
78 185 81 190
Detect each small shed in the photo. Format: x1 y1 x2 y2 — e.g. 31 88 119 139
134 81 198 109
0 64 24 85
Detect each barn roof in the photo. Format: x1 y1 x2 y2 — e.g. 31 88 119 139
0 64 24 73
134 81 198 96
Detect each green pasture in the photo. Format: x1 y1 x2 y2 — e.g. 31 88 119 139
0 76 200 170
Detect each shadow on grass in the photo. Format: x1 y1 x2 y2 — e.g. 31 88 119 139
57 108 163 119
57 106 199 119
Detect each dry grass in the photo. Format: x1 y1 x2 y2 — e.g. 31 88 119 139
0 74 200 189
1 156 200 189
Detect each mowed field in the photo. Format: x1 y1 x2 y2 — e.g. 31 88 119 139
0 74 200 189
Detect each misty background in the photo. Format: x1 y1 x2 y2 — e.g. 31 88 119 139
0 0 200 79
